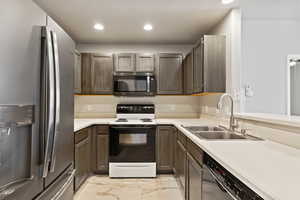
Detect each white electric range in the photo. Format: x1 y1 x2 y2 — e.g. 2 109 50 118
109 104 157 178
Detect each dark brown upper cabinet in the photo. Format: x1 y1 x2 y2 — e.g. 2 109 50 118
156 126 175 173
74 51 82 94
183 51 194 95
156 53 183 94
114 53 136 72
90 54 113 94
81 53 113 94
136 53 155 72
81 53 92 94
193 35 226 93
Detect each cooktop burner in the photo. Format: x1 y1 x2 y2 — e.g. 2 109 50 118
115 118 128 122
140 118 153 122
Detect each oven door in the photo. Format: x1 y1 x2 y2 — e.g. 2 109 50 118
109 125 156 163
113 74 156 96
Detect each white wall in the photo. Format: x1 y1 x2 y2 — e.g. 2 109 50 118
76 43 193 56
240 0 300 114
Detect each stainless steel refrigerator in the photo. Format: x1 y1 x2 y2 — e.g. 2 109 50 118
0 1 75 199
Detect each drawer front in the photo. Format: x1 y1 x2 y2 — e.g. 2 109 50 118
75 128 89 143
187 138 203 166
177 131 187 147
95 126 109 135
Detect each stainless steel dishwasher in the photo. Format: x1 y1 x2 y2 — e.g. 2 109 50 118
202 154 264 200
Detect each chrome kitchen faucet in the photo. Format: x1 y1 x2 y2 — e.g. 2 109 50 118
217 93 239 132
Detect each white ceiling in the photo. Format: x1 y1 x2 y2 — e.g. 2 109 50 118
35 0 239 44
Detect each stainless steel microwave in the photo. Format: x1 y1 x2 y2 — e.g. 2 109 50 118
113 73 156 96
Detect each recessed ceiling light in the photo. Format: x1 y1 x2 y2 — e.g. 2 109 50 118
94 23 104 31
144 24 153 31
222 0 234 4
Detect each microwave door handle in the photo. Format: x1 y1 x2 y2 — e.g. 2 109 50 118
49 31 61 173
147 76 150 92
42 27 56 178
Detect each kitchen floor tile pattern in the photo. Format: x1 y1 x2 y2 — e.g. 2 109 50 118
74 175 183 200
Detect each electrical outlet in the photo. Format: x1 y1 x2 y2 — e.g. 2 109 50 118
245 84 254 97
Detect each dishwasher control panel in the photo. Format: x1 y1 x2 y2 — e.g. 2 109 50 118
204 154 264 200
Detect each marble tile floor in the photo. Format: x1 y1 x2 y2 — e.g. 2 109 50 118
74 175 184 200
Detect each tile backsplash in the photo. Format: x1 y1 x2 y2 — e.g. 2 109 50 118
75 95 201 118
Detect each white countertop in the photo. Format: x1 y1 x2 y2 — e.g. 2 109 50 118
236 113 300 128
74 118 300 200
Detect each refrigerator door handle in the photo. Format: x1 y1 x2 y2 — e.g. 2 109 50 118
49 31 60 173
42 27 56 178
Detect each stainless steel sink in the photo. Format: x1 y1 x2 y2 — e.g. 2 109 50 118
183 126 262 141
184 126 225 132
194 131 246 140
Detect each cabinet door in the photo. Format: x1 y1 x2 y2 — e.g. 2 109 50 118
176 140 187 198
187 152 202 200
74 135 90 191
136 53 155 72
183 51 194 94
156 53 183 94
203 35 226 92
92 126 109 173
156 126 175 173
74 51 81 94
90 54 113 94
114 53 135 72
81 53 92 94
193 41 204 93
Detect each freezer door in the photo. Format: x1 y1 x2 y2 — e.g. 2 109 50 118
35 167 75 200
43 17 75 187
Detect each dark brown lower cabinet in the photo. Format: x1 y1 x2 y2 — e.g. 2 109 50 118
156 126 175 173
175 139 187 199
73 125 205 200
187 152 203 200
174 129 204 200
92 126 109 173
74 128 91 191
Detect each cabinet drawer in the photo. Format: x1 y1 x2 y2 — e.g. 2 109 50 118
177 131 187 147
75 128 89 143
187 138 203 166
95 126 109 135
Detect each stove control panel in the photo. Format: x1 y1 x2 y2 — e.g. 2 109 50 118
116 104 155 114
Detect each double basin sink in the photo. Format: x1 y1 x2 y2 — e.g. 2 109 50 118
183 126 262 141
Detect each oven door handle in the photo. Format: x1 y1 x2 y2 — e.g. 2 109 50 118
110 126 154 129
205 165 239 200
